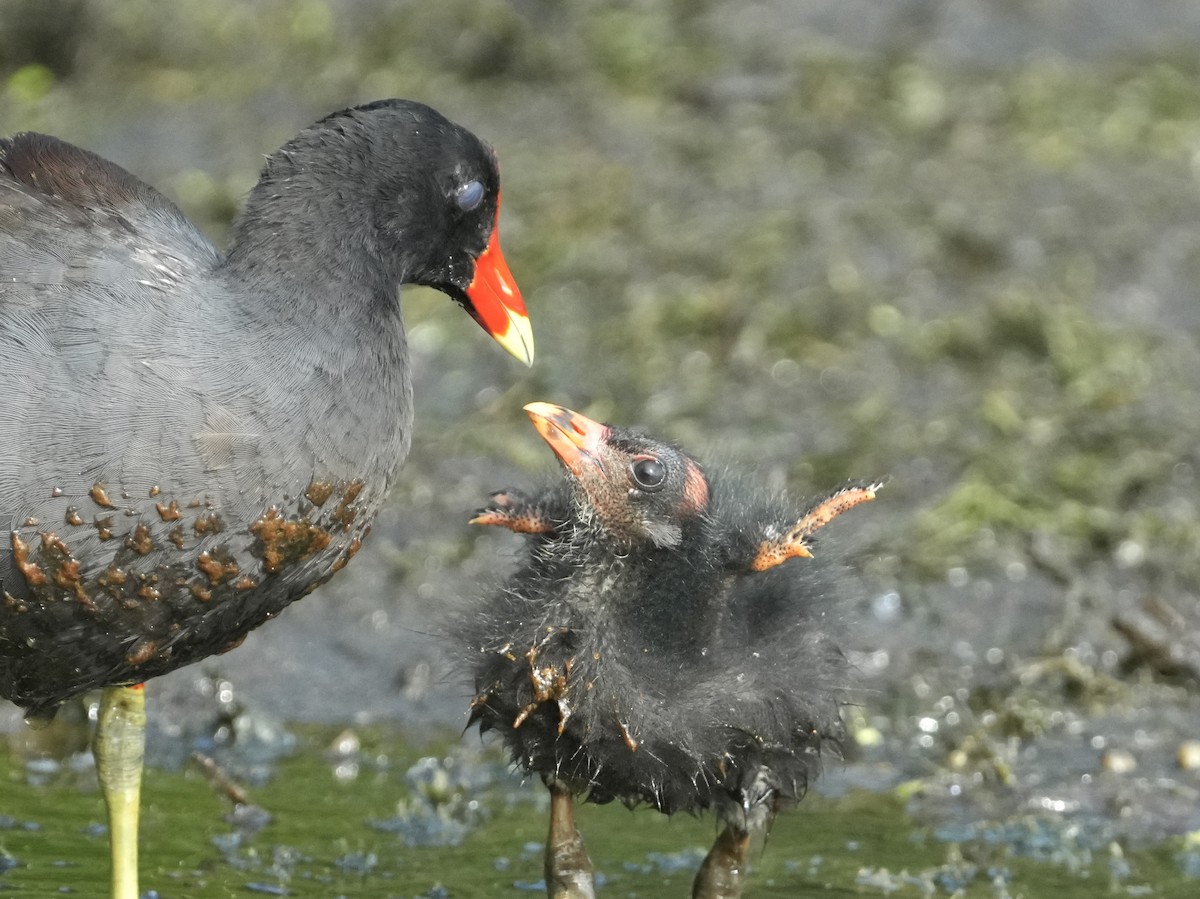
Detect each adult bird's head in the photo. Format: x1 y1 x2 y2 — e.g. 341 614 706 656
365 100 533 366
243 99 534 365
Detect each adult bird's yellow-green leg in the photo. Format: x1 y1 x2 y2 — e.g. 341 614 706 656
93 684 146 899
544 779 595 899
692 821 751 899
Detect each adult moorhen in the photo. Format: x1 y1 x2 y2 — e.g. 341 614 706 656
459 403 877 899
0 99 533 899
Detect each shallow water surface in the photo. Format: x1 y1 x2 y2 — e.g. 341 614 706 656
2 724 1197 897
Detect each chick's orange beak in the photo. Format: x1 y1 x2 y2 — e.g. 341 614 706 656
523 402 608 478
465 198 533 366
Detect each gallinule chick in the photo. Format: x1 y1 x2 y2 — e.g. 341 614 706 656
0 99 532 899
460 403 878 899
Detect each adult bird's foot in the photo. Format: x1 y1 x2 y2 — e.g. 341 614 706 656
93 684 147 899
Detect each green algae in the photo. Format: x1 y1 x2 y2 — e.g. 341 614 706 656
3 726 1195 897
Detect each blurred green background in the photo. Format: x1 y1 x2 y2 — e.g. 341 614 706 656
2 0 1200 895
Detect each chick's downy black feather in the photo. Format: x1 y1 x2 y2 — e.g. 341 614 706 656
457 403 879 828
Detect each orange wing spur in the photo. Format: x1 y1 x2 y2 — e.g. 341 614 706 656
750 480 882 572
469 489 559 534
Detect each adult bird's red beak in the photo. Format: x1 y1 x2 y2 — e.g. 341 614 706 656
466 198 534 366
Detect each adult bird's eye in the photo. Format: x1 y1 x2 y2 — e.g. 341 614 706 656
455 180 485 212
630 456 666 492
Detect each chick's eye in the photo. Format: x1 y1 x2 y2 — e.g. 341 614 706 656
455 180 485 212
630 456 666 492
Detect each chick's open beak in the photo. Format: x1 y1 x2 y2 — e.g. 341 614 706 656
523 402 609 478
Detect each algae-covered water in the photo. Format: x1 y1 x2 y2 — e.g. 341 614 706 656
3 0 1200 895
2 724 1196 897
